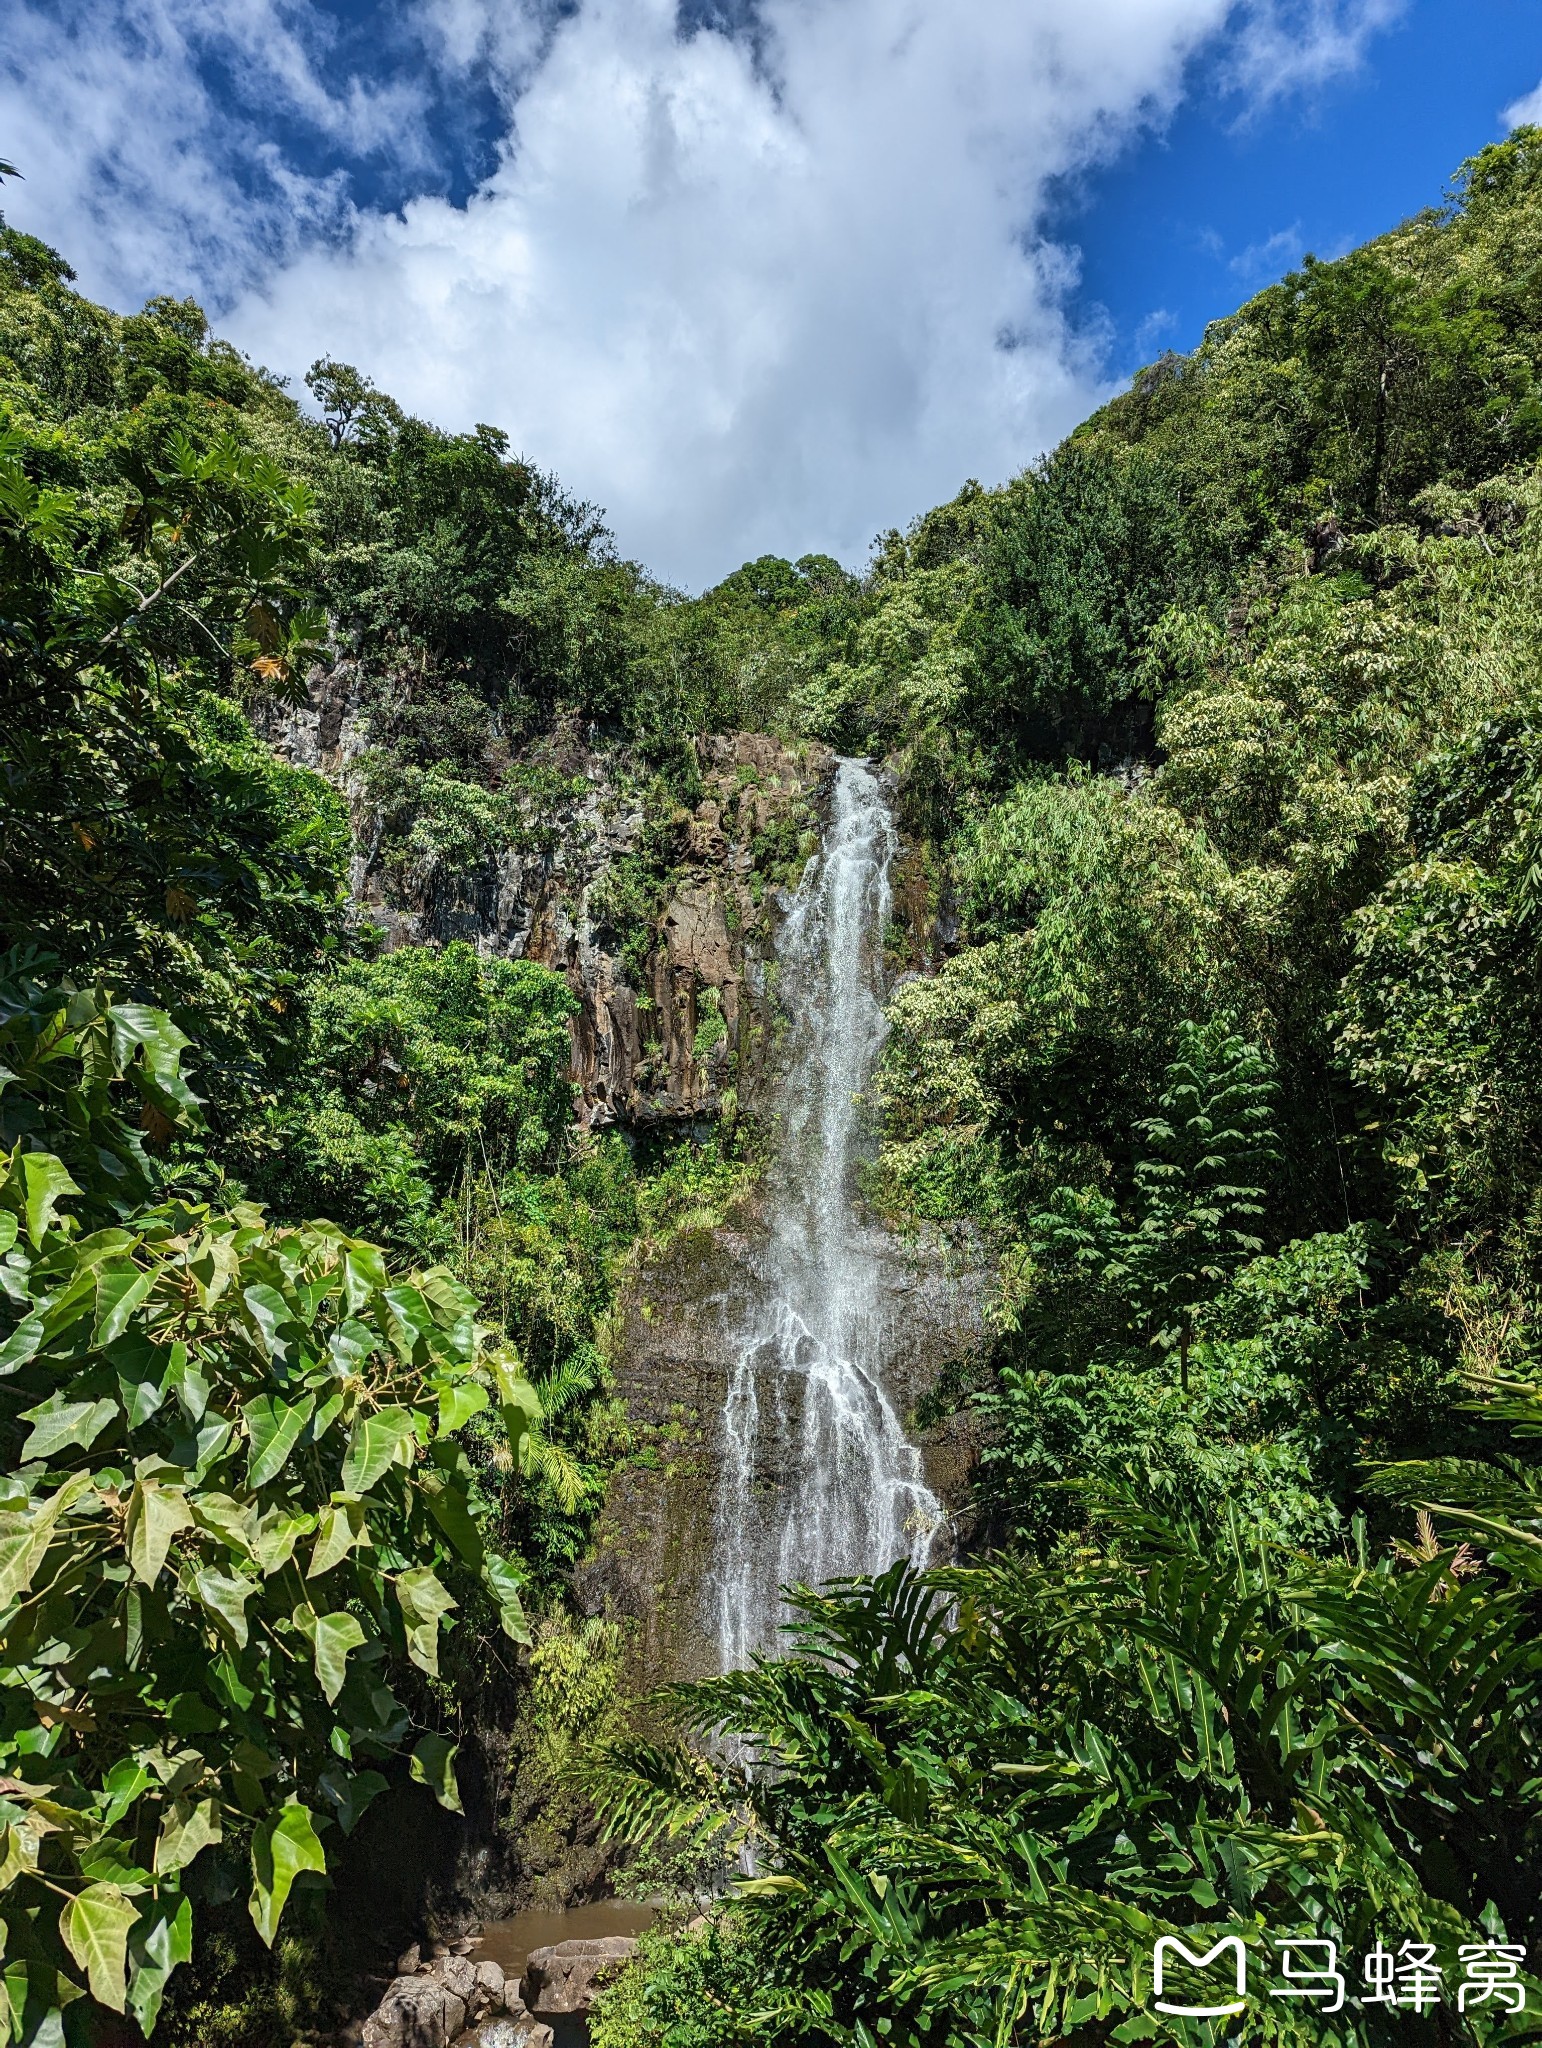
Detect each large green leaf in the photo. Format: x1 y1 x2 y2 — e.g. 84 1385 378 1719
307 1388 345 1446
125 1891 192 2035
417 1265 476 1322
0 1309 45 1376
244 1392 315 1489
169 1344 210 1424
111 1005 198 1122
306 1498 367 1578
382 1284 435 1361
21 1153 79 1248
309 1610 366 1705
18 1395 118 1462
115 1341 171 1429
194 1567 255 1649
396 1566 455 1677
248 1804 326 1947
101 1759 151 1830
409 1732 463 1814
340 1242 390 1315
92 1264 155 1347
126 1481 194 1587
420 1473 483 1568
2 1958 85 2045
436 1378 488 1436
340 1407 415 1494
190 1491 255 1557
37 1265 97 1343
242 1282 293 1361
154 1799 221 1877
490 1354 542 1445
253 1505 313 1575
59 1882 140 2012
483 1553 531 1646
0 1470 92 1608
0 1821 40 1893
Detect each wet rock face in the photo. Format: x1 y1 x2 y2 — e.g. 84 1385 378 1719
361 1949 519 2048
457 2023 552 2048
575 1213 989 1691
262 676 831 1130
553 733 831 1129
520 1936 637 2016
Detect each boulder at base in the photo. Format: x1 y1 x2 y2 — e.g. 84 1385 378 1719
363 1949 516 2048
362 1975 467 2048
453 2021 553 2048
520 1936 638 2016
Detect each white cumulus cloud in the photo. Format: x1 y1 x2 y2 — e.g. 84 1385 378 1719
1221 0 1405 106
1229 221 1304 278
0 0 430 304
3 0 1403 586
1505 80 1542 132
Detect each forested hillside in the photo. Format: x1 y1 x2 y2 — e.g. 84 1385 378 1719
6 123 1542 2047
0 158 812 2043
592 129 1542 2044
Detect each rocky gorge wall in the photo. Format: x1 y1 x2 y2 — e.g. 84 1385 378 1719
265 665 989 1698
575 1213 988 1694
262 664 839 1130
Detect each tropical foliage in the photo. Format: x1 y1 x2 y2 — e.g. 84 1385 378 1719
10 104 1542 2048
0 168 749 2043
590 128 1542 2046
595 1454 1542 2046
0 979 539 2037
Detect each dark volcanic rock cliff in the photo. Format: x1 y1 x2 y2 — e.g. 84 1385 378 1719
264 667 834 1128
267 673 990 1704
576 1213 988 1691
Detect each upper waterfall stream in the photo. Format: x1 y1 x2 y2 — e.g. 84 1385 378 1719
712 758 944 1669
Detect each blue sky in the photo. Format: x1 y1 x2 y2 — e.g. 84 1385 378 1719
2 1 1539 584
1064 0 1542 375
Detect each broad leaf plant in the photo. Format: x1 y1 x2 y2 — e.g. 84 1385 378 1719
0 984 540 2038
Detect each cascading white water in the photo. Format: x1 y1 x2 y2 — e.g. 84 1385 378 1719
712 758 944 1671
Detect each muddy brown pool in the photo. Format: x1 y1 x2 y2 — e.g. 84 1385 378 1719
475 1897 658 1982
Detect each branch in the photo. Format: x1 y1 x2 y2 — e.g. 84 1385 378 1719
96 549 204 651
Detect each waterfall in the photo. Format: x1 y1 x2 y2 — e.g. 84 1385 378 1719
712 757 944 1671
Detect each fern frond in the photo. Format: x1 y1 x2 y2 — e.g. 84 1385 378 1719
588 1736 747 1851
522 1429 589 1514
